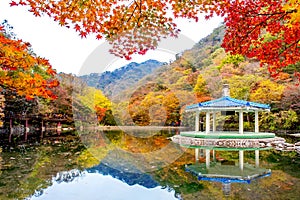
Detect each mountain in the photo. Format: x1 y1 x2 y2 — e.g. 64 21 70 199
80 59 165 97
108 25 300 129
78 25 299 129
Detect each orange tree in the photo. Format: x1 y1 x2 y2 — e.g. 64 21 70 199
0 21 58 100
12 0 300 79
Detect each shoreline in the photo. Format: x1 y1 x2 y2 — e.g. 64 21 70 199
95 125 191 131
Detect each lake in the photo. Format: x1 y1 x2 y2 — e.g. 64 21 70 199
0 129 299 200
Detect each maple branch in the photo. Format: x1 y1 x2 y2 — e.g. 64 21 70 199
136 0 142 27
116 0 141 31
258 9 297 15
247 9 296 17
234 8 291 54
134 0 144 27
127 2 138 23
278 38 300 57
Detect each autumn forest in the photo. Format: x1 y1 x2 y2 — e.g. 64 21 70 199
1 1 300 199
1 0 300 140
0 23 299 140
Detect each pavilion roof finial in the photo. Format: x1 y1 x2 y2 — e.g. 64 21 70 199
222 84 230 97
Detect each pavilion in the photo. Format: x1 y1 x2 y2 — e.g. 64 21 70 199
171 85 282 196
170 84 286 149
186 84 271 135
174 84 278 142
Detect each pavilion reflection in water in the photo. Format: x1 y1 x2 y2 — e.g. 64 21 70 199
171 84 284 196
185 147 271 196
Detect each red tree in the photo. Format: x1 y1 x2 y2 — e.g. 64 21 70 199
220 0 300 80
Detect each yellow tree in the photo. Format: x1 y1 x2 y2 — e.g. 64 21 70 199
193 74 211 102
77 87 111 123
283 0 300 27
250 79 285 104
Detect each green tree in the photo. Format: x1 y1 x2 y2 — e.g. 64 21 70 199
221 54 245 68
227 74 262 100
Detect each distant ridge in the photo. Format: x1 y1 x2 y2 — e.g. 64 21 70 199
79 59 165 97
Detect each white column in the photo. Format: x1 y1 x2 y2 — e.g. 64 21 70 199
195 148 199 162
239 110 244 134
212 112 216 132
255 110 259 133
206 112 210 134
255 150 259 167
239 150 244 171
195 111 200 131
200 149 204 158
206 149 210 168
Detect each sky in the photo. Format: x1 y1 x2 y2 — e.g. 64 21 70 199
31 172 177 200
0 1 223 75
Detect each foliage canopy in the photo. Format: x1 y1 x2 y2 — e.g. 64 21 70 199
0 21 58 100
11 0 300 79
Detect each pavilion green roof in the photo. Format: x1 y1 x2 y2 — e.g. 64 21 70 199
186 96 270 111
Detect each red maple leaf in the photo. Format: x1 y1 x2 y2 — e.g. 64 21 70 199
74 24 81 32
19 1 26 6
96 34 102 40
79 31 87 38
9 1 17 6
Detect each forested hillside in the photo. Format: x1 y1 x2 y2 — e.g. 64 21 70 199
108 26 299 131
1 23 299 136
7 24 295 131
80 60 164 97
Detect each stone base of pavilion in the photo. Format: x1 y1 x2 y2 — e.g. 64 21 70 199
181 131 276 139
171 132 285 148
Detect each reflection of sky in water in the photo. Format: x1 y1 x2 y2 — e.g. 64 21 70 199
30 172 177 200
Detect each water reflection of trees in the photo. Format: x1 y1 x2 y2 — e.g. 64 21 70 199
0 135 84 200
77 129 205 198
55 169 82 183
73 130 300 199
0 130 299 200
77 129 183 170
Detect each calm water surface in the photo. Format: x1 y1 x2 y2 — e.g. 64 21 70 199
0 129 299 200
